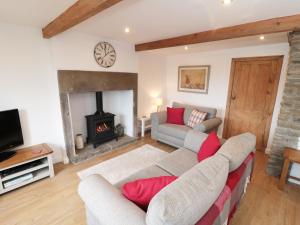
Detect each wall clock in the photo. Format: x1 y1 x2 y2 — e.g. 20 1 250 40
94 42 116 68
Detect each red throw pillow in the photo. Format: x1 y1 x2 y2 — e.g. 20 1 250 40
122 176 177 209
166 107 185 125
198 131 221 162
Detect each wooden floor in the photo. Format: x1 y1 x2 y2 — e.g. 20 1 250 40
0 136 299 225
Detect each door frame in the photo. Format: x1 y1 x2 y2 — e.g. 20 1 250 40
222 56 284 150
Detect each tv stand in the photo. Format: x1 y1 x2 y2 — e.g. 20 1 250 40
0 151 16 163
0 144 54 194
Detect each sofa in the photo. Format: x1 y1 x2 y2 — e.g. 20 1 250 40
78 131 256 225
151 102 222 148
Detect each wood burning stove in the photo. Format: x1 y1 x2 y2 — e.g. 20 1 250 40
85 92 117 148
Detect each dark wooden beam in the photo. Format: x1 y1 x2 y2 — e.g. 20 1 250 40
42 0 123 38
135 14 300 51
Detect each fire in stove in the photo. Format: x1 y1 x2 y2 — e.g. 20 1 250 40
96 122 110 133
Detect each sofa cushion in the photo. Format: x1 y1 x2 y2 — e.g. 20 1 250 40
114 165 171 189
146 154 229 225
184 130 208 153
158 124 190 140
166 107 185 125
217 132 256 172
187 109 207 128
122 176 177 210
173 102 217 123
198 131 221 161
156 148 198 176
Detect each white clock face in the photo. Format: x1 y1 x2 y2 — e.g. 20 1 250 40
94 42 116 68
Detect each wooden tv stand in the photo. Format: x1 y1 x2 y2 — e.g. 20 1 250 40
0 144 54 194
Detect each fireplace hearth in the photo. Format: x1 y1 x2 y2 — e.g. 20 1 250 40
86 92 118 148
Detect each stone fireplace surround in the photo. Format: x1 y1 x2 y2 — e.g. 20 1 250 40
58 70 138 163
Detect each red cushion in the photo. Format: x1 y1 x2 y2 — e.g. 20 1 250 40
198 131 221 162
122 176 177 209
166 107 184 125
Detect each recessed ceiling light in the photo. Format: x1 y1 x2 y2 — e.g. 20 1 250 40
260 35 265 40
184 46 189 50
124 27 130 33
222 0 233 5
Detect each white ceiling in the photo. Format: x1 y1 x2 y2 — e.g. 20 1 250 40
0 0 299 45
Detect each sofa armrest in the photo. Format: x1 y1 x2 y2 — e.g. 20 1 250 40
78 174 146 225
151 111 167 139
193 117 222 133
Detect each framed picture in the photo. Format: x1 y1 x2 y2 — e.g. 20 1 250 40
178 65 210 94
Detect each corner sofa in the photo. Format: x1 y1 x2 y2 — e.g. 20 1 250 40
151 102 222 148
78 131 256 225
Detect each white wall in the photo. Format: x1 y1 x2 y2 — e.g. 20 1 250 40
0 23 138 163
0 22 65 162
69 92 96 141
103 91 134 136
137 53 167 118
50 30 138 72
165 43 289 149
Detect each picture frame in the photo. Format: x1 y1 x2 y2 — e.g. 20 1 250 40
178 65 210 94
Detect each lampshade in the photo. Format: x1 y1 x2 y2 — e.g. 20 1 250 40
155 98 163 106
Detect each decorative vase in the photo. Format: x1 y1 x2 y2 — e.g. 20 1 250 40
75 134 84 150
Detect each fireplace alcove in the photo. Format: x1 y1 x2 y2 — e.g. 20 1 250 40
58 70 138 164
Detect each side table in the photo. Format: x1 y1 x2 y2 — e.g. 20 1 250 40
278 147 300 190
139 117 151 137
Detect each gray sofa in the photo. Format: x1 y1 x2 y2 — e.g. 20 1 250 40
78 131 256 225
151 102 222 148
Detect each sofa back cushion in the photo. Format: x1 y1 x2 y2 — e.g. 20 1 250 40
184 130 208 153
146 154 229 225
172 102 217 125
217 132 256 172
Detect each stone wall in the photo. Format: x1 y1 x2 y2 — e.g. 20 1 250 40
267 31 300 176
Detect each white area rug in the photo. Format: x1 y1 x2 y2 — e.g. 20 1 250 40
77 144 168 184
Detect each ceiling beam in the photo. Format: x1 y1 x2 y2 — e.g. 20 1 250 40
135 14 300 51
42 0 123 39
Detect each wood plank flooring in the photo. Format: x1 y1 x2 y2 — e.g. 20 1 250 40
0 136 299 225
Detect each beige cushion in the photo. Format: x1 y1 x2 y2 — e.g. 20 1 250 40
184 130 208 153
156 148 198 176
114 165 171 189
217 132 256 172
146 154 229 225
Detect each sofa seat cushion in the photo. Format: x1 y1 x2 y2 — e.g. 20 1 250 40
158 124 190 140
156 148 198 176
146 154 229 225
114 165 171 189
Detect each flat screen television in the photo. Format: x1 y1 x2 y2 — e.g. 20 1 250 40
0 109 24 162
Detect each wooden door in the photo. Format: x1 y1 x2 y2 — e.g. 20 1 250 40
223 56 283 151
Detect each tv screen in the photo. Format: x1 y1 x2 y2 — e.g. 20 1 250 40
0 109 24 152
